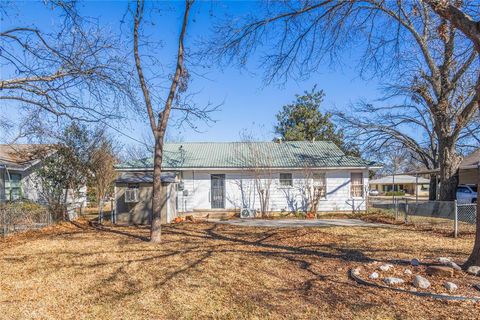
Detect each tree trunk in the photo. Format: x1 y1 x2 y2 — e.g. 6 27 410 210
428 175 437 200
150 135 164 243
464 163 480 267
437 138 460 201
63 185 69 221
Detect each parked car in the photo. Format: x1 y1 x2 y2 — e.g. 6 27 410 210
456 185 477 203
369 189 379 196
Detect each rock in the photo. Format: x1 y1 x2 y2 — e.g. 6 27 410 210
185 215 194 222
384 277 405 286
444 282 458 293
426 266 454 277
352 267 361 276
378 263 394 272
438 257 452 264
404 269 413 275
467 266 480 276
369 272 379 280
446 261 462 271
437 257 462 271
411 258 420 267
413 275 431 289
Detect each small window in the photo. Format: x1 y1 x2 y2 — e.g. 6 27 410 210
125 184 140 203
313 173 327 199
351 172 364 198
279 173 293 187
6 173 22 201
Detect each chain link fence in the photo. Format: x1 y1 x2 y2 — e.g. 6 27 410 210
369 197 477 236
1 201 52 236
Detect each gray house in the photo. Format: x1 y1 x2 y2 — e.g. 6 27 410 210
0 144 87 208
114 172 177 224
0 144 51 202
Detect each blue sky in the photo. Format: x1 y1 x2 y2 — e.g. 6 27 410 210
2 1 383 147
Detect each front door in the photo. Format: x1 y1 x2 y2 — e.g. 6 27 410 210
211 174 225 209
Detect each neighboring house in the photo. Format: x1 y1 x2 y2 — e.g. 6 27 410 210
0 144 87 207
0 144 52 202
114 141 380 223
458 148 479 185
369 175 430 196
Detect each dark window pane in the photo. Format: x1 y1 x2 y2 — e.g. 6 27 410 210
279 173 292 187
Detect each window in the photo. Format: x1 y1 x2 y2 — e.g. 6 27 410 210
351 172 364 198
313 173 327 199
279 173 293 187
457 187 471 194
6 173 22 201
125 184 140 203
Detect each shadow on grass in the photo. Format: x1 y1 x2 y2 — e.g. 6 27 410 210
35 219 449 312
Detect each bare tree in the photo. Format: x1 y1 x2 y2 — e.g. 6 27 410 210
426 1 480 53
422 0 480 268
336 102 479 199
1 1 133 124
209 0 479 201
133 0 216 242
299 167 327 216
237 131 273 217
90 136 118 223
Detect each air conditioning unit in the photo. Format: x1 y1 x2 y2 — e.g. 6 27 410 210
125 189 139 203
240 208 256 219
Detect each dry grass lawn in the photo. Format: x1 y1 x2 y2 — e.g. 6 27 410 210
1 219 479 319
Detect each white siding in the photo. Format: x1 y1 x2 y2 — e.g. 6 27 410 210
177 169 369 213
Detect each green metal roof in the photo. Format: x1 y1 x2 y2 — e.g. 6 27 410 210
116 141 377 170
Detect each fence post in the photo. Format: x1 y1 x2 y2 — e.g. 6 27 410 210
352 198 355 215
454 200 458 238
393 198 398 220
2 214 6 237
405 198 409 223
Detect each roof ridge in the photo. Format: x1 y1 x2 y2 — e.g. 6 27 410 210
164 141 336 144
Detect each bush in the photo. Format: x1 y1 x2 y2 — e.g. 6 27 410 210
0 200 50 229
292 210 307 219
385 191 405 196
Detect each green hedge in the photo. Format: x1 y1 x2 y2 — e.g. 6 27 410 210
385 191 405 196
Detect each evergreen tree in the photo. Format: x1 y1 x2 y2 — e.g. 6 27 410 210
274 87 359 156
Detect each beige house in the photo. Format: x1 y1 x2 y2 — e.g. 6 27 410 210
459 149 479 185
114 172 177 224
369 175 430 196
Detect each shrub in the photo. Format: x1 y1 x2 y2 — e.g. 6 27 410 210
0 200 50 230
385 191 405 196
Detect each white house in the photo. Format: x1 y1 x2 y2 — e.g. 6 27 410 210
114 141 380 223
369 175 430 196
